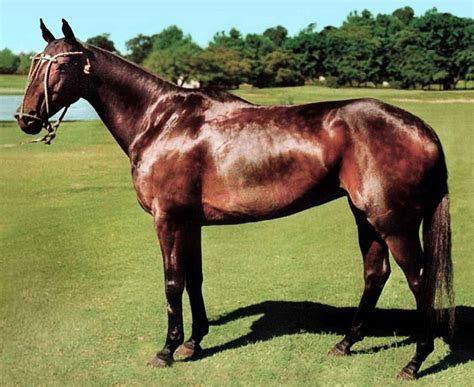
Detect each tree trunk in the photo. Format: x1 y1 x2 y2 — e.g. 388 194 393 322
442 80 453 90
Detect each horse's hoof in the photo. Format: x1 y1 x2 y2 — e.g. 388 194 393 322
397 367 418 381
176 341 202 359
148 354 173 368
329 342 351 356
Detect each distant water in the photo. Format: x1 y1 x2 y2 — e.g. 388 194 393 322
0 95 100 121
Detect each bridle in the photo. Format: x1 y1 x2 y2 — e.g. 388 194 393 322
14 50 88 144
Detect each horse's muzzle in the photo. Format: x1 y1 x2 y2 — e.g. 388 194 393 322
15 109 43 134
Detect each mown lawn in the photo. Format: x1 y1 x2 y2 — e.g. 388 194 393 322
0 74 26 95
0 87 473 385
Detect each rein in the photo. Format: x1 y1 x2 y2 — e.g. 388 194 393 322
14 51 84 144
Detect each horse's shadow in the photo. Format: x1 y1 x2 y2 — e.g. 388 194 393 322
190 301 474 377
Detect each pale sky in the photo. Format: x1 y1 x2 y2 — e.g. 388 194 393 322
1 0 472 54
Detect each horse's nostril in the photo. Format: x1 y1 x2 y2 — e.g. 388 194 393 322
17 110 40 125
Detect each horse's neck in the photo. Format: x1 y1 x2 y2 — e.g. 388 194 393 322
83 46 180 155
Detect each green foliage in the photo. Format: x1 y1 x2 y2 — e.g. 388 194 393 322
411 8 474 89
86 33 119 54
327 20 382 86
400 48 440 89
241 33 277 86
389 28 437 88
263 25 288 47
392 6 415 25
209 27 245 52
15 52 35 75
125 34 154 64
243 33 277 60
196 47 250 88
257 50 304 87
140 26 204 86
152 25 192 51
456 49 474 82
285 23 322 81
0 48 19 74
143 42 202 85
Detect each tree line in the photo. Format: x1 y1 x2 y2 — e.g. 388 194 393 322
1 7 473 90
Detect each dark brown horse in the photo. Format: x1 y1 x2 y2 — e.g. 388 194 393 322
16 20 454 380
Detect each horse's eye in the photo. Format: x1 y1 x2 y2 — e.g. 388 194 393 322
58 63 69 72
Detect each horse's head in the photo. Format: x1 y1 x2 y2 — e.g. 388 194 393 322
16 19 91 135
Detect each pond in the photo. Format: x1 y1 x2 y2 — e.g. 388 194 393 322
0 95 99 121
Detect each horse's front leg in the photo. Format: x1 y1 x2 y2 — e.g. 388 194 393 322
149 215 187 368
176 224 209 359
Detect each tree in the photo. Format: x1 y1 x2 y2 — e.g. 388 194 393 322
456 49 474 87
0 48 19 74
285 23 322 81
86 33 119 54
152 25 193 51
400 48 439 89
413 8 474 89
392 6 415 25
125 34 154 64
373 14 405 85
243 33 276 60
143 26 202 85
324 19 381 86
257 50 304 87
209 28 245 53
196 47 250 88
263 26 288 47
389 27 441 88
144 41 202 86
242 33 277 85
318 26 340 78
345 9 376 30
16 52 36 74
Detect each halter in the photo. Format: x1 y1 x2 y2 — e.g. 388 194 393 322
14 50 85 144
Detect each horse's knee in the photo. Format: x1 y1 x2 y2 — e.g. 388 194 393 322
185 277 203 293
165 279 185 300
408 276 422 295
364 260 391 289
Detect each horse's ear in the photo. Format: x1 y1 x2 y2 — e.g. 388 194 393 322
61 18 77 43
40 19 55 43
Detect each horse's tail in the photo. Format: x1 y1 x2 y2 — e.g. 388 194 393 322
422 154 455 335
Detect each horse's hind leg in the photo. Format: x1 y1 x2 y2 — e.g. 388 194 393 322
330 204 390 356
385 233 434 380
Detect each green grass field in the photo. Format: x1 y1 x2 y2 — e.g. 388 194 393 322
0 75 26 95
1 74 473 96
1 87 473 385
